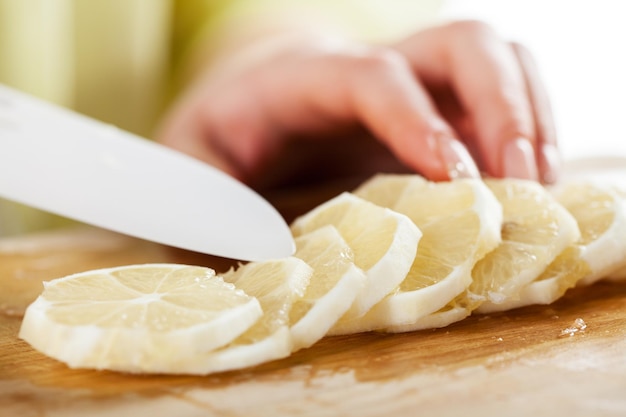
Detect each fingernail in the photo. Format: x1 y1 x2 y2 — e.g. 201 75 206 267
540 143 560 184
436 134 480 180
503 138 539 181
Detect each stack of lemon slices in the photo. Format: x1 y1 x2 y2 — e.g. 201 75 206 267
330 175 503 334
18 175 626 375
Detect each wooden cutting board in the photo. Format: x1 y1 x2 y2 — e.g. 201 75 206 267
2 226 626 417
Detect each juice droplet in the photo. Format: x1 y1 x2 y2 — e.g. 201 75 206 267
559 318 587 337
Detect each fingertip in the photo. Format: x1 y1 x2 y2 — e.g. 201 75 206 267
413 133 480 182
502 137 539 181
437 135 481 180
539 143 561 184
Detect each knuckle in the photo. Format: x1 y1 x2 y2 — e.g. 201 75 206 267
502 88 535 130
509 40 533 61
495 115 534 143
349 48 410 76
443 19 498 41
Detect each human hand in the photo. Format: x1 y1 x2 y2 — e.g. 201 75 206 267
391 20 558 184
156 20 558 189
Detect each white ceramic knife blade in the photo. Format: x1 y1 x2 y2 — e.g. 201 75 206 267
0 84 295 261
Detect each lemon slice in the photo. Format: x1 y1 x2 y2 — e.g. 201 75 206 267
352 174 425 208
554 182 626 285
477 182 625 313
478 246 591 313
164 257 313 375
331 175 502 334
384 297 473 332
472 179 580 313
290 192 421 317
19 264 263 372
290 225 367 350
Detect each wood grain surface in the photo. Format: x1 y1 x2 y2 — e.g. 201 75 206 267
2 226 626 417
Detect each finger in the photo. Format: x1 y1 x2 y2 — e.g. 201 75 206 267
395 21 539 181
510 42 560 184
159 45 481 184
274 48 481 181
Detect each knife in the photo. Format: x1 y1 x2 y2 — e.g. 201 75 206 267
0 84 295 261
